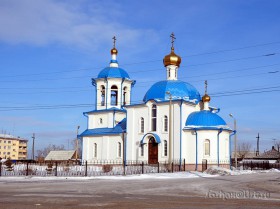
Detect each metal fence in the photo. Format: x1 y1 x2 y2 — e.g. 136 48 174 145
240 161 280 170
0 159 186 177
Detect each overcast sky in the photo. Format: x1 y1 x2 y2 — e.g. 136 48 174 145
0 0 280 155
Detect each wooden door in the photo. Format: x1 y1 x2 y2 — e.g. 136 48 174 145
148 137 158 164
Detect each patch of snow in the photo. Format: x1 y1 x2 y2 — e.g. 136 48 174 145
204 166 280 176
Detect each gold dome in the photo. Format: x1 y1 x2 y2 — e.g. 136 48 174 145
111 47 118 55
202 94 211 102
163 47 181 67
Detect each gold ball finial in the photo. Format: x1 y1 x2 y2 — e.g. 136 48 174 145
163 33 181 67
202 94 211 102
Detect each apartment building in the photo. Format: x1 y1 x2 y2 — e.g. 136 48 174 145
0 134 28 160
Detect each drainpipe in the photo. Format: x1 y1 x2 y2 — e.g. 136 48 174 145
105 77 108 109
229 130 237 170
179 100 183 168
120 78 124 108
113 109 116 127
194 129 198 171
92 79 97 109
217 129 223 167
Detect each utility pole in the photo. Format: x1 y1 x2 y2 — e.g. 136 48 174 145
229 114 237 168
32 133 35 161
75 126 80 161
256 133 260 156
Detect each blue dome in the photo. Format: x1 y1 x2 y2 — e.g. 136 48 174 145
143 80 201 103
97 67 130 79
186 110 227 127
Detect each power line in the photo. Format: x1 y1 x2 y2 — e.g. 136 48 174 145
1 40 279 79
0 53 278 84
0 86 279 111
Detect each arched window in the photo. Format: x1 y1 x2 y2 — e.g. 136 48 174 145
164 115 168 132
99 118 103 124
140 144 144 156
168 68 171 77
100 85 105 106
164 140 167 156
151 104 157 131
118 142 121 157
111 85 118 106
123 87 127 105
140 117 144 133
204 139 210 156
94 143 97 158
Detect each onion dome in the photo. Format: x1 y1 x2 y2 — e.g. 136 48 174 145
97 67 130 79
163 47 181 67
186 110 227 127
202 94 211 102
143 80 201 103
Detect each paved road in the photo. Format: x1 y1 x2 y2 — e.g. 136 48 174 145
0 172 279 208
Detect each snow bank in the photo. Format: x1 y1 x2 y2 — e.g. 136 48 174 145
204 166 280 176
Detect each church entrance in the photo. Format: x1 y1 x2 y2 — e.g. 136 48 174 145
148 137 158 164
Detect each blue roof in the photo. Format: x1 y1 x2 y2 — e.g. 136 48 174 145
143 80 201 103
185 110 227 127
97 67 130 79
140 133 161 144
79 118 126 137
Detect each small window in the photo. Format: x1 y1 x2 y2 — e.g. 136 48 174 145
164 115 168 132
111 85 118 106
101 85 105 106
140 117 144 133
151 104 157 131
8 141 11 144
164 140 168 156
94 143 97 158
99 118 103 124
123 87 127 105
204 139 210 156
118 142 121 157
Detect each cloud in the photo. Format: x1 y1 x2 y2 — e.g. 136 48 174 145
0 0 159 51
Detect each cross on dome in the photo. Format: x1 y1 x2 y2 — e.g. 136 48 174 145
170 32 176 50
204 80 208 95
112 36 116 48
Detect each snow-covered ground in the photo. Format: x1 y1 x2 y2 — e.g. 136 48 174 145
0 166 279 182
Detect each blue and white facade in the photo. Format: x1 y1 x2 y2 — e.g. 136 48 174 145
79 38 232 170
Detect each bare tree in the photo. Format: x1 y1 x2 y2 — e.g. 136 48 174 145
70 138 82 158
275 141 280 151
36 144 65 159
237 142 252 159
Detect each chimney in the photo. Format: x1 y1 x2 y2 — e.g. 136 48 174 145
272 146 275 150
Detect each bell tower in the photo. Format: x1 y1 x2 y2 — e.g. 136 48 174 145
92 36 135 110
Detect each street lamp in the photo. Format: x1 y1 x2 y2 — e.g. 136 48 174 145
229 114 237 168
166 91 172 169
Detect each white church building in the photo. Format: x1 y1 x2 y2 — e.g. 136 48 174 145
79 35 233 171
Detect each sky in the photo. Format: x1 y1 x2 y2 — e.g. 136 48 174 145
0 0 280 156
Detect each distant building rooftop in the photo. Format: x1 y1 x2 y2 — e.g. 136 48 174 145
0 134 28 141
45 150 76 161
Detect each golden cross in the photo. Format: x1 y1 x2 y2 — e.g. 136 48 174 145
112 36 116 48
204 80 208 94
170 32 176 49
